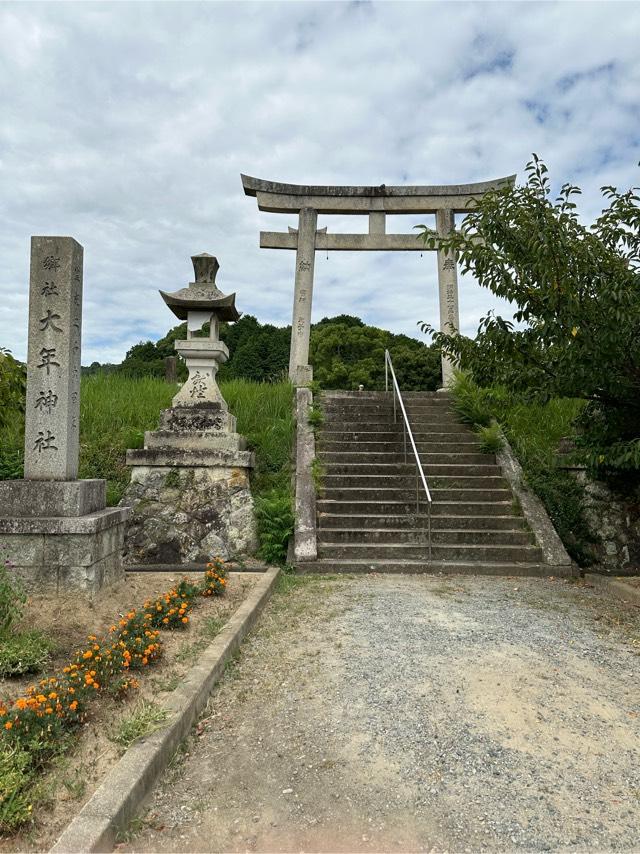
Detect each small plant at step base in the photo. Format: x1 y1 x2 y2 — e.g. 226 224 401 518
0 558 27 635
311 457 324 492
164 469 180 488
478 423 505 454
255 489 294 564
307 406 324 431
109 701 168 749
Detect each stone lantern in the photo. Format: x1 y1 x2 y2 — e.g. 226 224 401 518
160 253 239 409
122 252 257 567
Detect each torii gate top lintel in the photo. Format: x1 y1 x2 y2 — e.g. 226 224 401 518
241 173 515 214
241 171 516 386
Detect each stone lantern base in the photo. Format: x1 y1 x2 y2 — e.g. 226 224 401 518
120 404 258 566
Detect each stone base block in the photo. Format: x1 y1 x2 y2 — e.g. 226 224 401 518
159 405 236 434
125 448 254 468
143 430 247 453
0 507 128 597
120 466 258 566
0 479 106 518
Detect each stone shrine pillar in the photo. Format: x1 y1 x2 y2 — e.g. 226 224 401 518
0 237 128 596
436 209 461 387
121 254 258 566
289 207 317 386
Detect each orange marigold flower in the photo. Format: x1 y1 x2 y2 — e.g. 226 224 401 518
48 692 57 700
69 701 78 711
182 617 188 624
142 657 148 665
45 707 53 714
4 721 13 730
162 618 169 625
83 650 93 660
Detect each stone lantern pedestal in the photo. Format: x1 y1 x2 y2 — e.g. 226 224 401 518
120 254 258 567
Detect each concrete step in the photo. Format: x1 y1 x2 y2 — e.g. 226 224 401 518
318 434 481 451
319 441 487 455
316 499 515 516
317 542 543 562
321 487 512 502
322 463 502 477
319 451 494 465
322 475 508 490
317 513 527 531
298 560 568 578
316 528 535 545
322 419 472 431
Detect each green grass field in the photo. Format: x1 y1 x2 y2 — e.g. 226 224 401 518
0 374 294 507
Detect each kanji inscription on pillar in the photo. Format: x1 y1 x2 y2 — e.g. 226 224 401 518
24 237 83 480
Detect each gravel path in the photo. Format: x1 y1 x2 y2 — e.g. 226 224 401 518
125 575 640 853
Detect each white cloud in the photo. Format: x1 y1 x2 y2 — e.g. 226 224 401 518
1 0 639 364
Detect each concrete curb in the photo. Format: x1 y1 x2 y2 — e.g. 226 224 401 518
293 387 317 562
495 427 575 571
51 566 281 853
585 572 640 606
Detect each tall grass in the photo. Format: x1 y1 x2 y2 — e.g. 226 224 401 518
79 375 176 504
450 371 595 564
0 374 294 511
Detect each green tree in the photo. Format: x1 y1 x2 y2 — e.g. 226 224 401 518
418 155 640 471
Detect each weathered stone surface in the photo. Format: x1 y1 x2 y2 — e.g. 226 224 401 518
0 479 105 518
495 430 572 567
2 510 127 596
289 207 317 381
173 339 229 407
125 448 254 468
574 471 640 573
24 236 83 480
159 405 236 433
0 506 128 535
294 388 317 562
120 467 257 565
143 430 246 452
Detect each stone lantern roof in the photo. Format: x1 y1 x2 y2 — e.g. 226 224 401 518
159 253 240 322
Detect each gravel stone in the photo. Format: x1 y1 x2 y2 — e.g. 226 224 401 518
126 575 640 853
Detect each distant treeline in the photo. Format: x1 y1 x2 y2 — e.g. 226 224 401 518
84 314 441 391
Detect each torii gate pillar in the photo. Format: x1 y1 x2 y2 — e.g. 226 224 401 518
241 173 515 387
290 207 318 386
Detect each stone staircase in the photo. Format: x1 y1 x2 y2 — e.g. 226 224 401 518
311 390 550 575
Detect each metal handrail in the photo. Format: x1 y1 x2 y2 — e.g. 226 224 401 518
384 349 432 562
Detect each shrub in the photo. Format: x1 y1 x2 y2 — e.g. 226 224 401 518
202 557 228 596
255 490 294 564
478 423 504 454
0 560 27 635
0 744 34 832
0 559 232 829
0 632 53 678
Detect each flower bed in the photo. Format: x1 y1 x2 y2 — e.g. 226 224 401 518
0 559 235 836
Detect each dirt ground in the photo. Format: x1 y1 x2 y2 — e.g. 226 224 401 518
0 571 260 853
124 574 639 854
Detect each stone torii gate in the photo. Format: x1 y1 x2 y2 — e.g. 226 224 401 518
241 174 515 387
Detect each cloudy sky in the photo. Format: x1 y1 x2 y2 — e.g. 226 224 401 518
1 0 639 364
